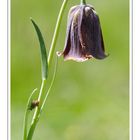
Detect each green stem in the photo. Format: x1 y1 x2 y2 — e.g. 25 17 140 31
48 0 68 67
27 79 46 140
27 0 68 139
23 111 29 140
40 56 58 113
81 0 86 4
26 109 40 140
27 57 58 140
23 88 37 140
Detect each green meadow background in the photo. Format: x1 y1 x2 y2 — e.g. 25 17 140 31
11 0 129 140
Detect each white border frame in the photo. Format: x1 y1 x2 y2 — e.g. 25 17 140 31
8 0 10 139
0 0 8 139
133 0 140 140
0 0 137 139
130 0 133 139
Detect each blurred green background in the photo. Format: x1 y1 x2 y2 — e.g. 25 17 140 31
11 0 129 140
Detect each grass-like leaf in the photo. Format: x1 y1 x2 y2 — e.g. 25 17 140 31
23 88 38 140
30 18 48 80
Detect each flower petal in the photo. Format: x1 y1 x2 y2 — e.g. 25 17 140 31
80 6 107 59
64 7 88 62
62 6 80 56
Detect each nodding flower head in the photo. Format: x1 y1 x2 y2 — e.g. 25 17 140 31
58 4 107 62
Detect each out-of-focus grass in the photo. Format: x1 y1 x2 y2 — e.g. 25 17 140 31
11 0 129 140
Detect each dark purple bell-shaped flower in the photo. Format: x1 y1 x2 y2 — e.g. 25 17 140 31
58 4 107 62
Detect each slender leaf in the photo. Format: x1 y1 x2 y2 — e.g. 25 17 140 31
30 18 48 80
23 88 38 140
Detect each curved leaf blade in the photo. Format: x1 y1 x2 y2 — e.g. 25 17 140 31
23 88 38 140
30 18 48 80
